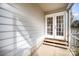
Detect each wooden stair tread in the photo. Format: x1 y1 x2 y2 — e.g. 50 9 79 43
45 38 68 42
44 39 68 46
43 42 68 49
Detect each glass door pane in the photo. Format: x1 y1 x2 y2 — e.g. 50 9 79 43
56 16 64 36
47 17 53 35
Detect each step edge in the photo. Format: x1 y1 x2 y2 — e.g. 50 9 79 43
43 43 68 49
45 38 68 42
44 40 68 46
43 42 68 48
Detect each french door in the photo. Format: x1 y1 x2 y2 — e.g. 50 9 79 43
45 12 65 40
46 16 54 38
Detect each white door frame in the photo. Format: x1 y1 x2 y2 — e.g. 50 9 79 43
45 11 66 40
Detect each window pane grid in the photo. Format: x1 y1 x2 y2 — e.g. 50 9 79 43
47 17 53 35
56 16 64 36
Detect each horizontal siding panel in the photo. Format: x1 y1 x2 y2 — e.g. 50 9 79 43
16 31 29 38
0 9 13 18
16 20 23 26
0 25 14 32
0 44 14 51
14 49 26 56
0 38 14 48
23 35 30 39
16 40 27 47
16 36 25 42
14 48 31 56
16 37 31 45
0 49 14 56
19 44 30 49
20 31 29 35
0 17 13 24
7 48 30 56
0 4 20 15
0 32 14 39
5 50 15 56
16 26 26 31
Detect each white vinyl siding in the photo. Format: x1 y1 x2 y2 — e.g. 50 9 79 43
0 3 44 56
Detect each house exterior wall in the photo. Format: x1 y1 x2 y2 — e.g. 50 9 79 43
0 3 45 56
11 3 45 47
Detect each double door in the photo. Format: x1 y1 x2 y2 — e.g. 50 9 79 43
45 12 66 40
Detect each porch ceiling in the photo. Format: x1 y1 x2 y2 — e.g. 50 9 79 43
38 3 68 12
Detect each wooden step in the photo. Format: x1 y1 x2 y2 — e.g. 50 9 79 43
45 38 67 42
44 39 68 46
43 42 68 49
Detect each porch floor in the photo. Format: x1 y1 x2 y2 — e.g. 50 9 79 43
33 44 73 56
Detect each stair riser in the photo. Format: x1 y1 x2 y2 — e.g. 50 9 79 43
45 38 68 42
43 43 67 49
44 41 68 46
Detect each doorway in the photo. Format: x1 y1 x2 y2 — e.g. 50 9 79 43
45 12 66 40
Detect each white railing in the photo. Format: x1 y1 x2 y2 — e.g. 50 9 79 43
70 30 79 55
